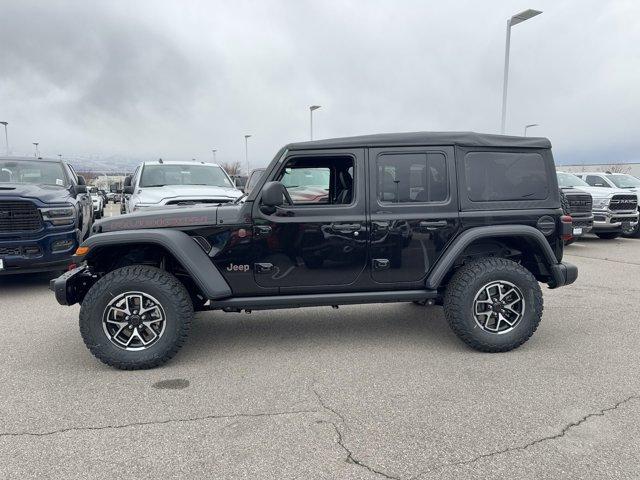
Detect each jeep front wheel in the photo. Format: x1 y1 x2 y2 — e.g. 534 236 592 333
79 265 193 370
444 257 543 352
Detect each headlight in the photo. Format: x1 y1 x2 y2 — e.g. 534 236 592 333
592 198 609 209
40 205 76 226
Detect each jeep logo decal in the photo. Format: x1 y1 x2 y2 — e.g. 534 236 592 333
226 263 250 272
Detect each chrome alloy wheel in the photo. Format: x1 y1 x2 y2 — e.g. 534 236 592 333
472 281 525 334
102 292 167 351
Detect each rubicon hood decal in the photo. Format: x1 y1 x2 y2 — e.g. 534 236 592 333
95 207 218 233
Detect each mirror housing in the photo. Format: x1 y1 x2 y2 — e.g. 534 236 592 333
260 181 286 214
77 175 86 186
123 175 132 187
123 185 134 194
72 175 87 195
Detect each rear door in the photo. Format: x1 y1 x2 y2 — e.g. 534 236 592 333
368 146 460 285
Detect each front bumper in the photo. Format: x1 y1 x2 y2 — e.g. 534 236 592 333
592 210 639 232
0 229 80 275
548 262 578 289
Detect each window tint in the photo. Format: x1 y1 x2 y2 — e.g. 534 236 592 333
140 164 233 188
377 152 447 203
585 175 607 187
276 156 353 205
464 152 548 202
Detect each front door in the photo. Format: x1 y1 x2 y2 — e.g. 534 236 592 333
368 146 460 285
251 149 367 292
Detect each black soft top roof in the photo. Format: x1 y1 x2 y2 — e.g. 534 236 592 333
287 131 551 150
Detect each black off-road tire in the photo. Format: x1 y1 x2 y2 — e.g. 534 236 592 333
79 265 193 370
595 232 620 240
443 257 543 353
560 191 571 215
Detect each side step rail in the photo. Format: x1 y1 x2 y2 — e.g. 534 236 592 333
208 289 438 311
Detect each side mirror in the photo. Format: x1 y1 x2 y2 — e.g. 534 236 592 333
77 175 86 186
260 181 286 214
73 184 87 195
123 185 134 194
124 175 132 187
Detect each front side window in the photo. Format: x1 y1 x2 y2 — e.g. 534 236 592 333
0 160 67 187
246 169 266 193
557 172 590 188
140 164 234 188
276 156 354 205
377 152 447 203
465 152 548 202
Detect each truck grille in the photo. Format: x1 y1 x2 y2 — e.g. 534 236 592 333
609 195 638 211
566 194 592 213
0 201 43 233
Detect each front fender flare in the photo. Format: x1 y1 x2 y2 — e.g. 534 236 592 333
78 229 232 300
425 225 560 289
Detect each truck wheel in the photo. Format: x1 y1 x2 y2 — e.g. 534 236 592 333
444 257 543 352
79 265 193 370
595 232 620 240
622 222 640 238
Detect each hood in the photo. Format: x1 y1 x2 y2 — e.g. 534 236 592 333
135 185 242 204
94 204 219 233
0 183 72 204
571 185 637 199
560 187 592 197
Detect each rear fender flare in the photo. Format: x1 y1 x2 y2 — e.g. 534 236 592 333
426 225 558 289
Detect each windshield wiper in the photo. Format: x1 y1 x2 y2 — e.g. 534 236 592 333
143 184 166 187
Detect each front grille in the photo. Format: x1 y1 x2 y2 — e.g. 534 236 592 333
0 201 43 233
609 195 638 211
165 199 232 205
0 245 42 257
0 246 21 256
566 194 592 213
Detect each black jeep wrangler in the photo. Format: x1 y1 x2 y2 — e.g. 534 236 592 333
51 132 577 370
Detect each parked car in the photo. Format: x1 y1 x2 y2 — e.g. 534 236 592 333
229 174 247 191
572 172 640 239
52 132 578 369
244 168 265 195
575 172 640 238
556 172 594 242
89 187 104 219
122 160 243 213
0 156 92 274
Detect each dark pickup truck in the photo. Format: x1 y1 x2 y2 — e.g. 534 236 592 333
0 157 92 274
52 132 577 369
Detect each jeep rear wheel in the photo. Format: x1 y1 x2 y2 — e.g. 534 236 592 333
444 257 543 352
79 265 193 370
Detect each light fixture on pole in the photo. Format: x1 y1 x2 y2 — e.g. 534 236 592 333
500 9 542 134
244 135 252 174
524 123 539 136
309 105 321 140
33 142 40 157
212 149 217 162
0 121 8 155
58 154 62 159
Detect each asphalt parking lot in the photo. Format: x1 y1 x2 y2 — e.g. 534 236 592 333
1 204 639 479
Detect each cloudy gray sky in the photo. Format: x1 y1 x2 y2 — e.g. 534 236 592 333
0 0 638 169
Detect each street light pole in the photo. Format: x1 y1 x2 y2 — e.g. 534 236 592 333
309 105 321 140
33 142 39 157
244 135 252 175
524 123 539 136
500 9 542 134
212 149 217 163
0 122 8 155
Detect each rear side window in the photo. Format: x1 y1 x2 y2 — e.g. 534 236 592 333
464 152 549 202
377 152 447 203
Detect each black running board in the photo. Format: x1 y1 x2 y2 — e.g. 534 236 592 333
208 289 438 311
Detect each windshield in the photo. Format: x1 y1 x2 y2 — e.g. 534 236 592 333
606 174 640 188
557 172 590 188
0 160 67 187
246 169 265 191
140 164 234 188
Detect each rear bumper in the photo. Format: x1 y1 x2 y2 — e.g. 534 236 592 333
548 262 578 289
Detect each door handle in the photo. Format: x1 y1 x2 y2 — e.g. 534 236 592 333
331 223 362 233
254 262 274 274
419 220 448 228
372 258 390 270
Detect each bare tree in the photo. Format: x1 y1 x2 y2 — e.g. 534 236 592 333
220 160 242 176
606 164 631 174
